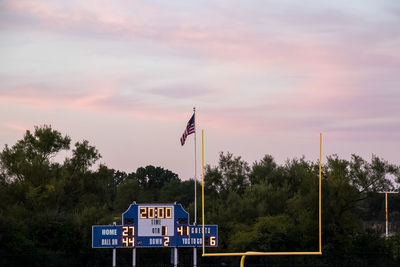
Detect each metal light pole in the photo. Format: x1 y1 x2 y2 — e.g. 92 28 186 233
378 191 398 237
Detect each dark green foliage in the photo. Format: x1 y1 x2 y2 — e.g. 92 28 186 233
0 125 399 266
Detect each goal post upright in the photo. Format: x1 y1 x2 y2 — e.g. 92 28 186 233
319 133 322 253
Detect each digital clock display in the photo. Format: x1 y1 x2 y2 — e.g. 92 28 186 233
139 206 172 219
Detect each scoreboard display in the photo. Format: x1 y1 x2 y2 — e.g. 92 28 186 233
92 203 218 248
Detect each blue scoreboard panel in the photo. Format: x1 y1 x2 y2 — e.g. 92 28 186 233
92 203 218 248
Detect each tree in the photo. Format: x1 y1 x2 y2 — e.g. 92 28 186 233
0 125 109 267
205 152 250 195
64 140 101 174
135 165 179 190
229 214 297 252
0 125 70 184
250 154 278 185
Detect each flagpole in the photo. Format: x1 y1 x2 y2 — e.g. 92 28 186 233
181 108 197 267
193 107 197 267
194 107 197 225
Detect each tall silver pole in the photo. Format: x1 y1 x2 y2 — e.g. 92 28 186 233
194 107 197 225
193 107 197 267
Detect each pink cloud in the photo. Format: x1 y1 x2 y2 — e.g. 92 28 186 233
0 80 186 124
1 0 159 37
3 121 29 133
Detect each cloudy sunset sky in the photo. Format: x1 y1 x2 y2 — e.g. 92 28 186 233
0 0 399 179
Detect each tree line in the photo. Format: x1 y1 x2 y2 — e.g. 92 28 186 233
0 125 399 266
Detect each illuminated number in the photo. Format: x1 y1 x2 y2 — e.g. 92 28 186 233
122 237 135 247
140 207 147 219
158 207 164 218
148 207 155 219
210 236 216 246
177 226 189 236
177 226 183 236
122 226 129 236
166 207 172 218
123 226 135 237
163 236 170 247
162 226 168 236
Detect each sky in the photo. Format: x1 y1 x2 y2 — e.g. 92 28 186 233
0 0 399 180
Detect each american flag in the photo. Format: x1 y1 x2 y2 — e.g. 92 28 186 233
180 113 195 146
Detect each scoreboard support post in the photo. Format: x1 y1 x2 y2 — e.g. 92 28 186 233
112 222 116 267
112 247 116 267
193 247 197 267
132 248 136 267
174 247 178 267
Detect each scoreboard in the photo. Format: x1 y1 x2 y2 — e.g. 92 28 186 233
92 203 218 248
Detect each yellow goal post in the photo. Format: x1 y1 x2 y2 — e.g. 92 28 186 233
201 131 322 257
